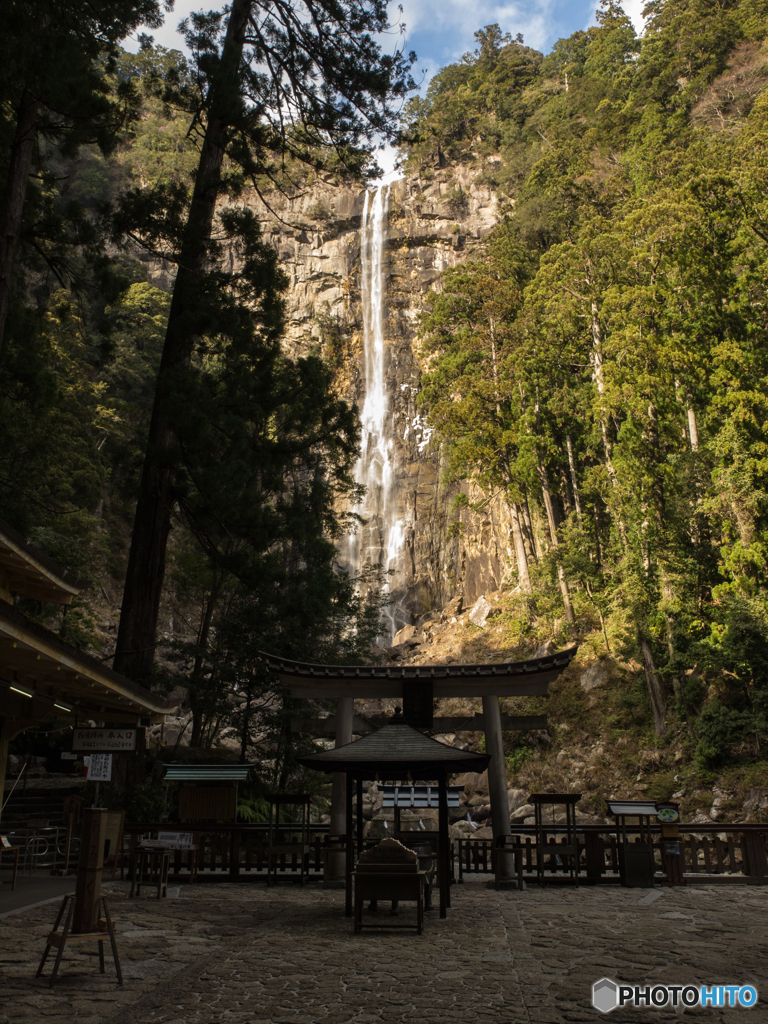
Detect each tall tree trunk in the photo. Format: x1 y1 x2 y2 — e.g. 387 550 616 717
589 302 628 548
0 89 38 356
521 498 538 560
675 378 700 452
113 0 252 680
583 579 610 652
508 502 531 593
565 435 583 525
686 394 699 452
661 573 696 739
538 460 576 625
239 687 253 761
592 501 603 571
640 636 667 736
189 582 222 747
558 463 574 518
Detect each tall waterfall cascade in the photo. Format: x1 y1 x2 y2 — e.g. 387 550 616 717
346 185 405 639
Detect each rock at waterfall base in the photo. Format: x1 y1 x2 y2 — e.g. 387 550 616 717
580 658 613 692
468 595 493 627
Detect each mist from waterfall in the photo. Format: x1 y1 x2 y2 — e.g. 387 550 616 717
346 184 404 640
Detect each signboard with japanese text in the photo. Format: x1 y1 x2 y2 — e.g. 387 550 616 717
73 727 137 752
86 753 112 781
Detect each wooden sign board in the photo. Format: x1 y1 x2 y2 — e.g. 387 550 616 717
87 753 112 781
403 679 434 728
73 728 138 752
157 831 194 848
178 786 237 821
73 808 108 934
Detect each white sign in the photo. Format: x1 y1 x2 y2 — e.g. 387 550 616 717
157 832 195 849
87 753 112 781
73 728 137 752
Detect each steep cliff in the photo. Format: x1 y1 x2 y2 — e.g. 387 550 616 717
249 168 516 629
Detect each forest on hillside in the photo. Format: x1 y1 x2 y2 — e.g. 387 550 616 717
404 2 768 770
0 0 411 795
2 0 768 793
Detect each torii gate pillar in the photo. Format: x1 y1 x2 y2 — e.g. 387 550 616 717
482 695 520 888
325 696 353 886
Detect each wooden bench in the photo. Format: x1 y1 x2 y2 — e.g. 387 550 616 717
353 838 425 934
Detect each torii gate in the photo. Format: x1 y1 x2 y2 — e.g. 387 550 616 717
259 646 578 887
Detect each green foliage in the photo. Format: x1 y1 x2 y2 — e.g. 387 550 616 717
122 780 168 823
114 47 200 188
644 771 677 801
306 199 331 221
409 1 768 754
0 290 110 573
695 699 746 768
505 742 530 775
237 795 270 823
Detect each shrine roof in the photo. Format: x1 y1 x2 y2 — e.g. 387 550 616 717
259 646 577 698
163 764 257 782
0 517 89 604
0 599 178 723
297 717 491 779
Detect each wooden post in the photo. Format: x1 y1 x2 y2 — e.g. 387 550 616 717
136 727 146 783
0 717 10 824
73 807 108 934
356 777 364 859
229 829 241 879
326 696 353 887
345 771 353 917
438 770 449 918
742 831 768 884
482 694 516 887
584 830 605 883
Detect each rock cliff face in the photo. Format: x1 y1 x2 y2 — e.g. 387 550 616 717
250 168 516 629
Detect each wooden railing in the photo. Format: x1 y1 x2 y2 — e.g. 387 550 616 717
122 823 329 879
456 825 768 885
121 822 768 885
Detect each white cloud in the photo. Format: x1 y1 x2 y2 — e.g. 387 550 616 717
123 0 198 52
400 0 559 59
622 0 647 34
373 144 404 184
129 0 609 67
582 0 646 35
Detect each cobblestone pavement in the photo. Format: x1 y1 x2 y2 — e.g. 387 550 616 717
0 881 766 1024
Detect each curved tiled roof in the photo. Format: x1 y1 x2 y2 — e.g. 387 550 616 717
261 646 576 679
0 599 178 718
259 646 578 698
0 517 89 601
297 719 491 778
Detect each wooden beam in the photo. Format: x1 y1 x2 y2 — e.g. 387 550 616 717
284 674 559 699
291 713 548 736
0 716 9 823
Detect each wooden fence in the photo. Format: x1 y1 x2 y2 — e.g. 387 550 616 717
123 823 328 880
122 822 768 885
456 825 768 885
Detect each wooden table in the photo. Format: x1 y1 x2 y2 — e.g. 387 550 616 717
129 848 171 899
0 844 20 890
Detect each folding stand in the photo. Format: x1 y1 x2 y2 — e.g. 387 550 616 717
36 893 122 987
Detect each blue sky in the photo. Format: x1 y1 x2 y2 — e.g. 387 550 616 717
134 0 645 74
126 0 645 178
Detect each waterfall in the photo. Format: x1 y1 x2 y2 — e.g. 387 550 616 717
347 184 404 639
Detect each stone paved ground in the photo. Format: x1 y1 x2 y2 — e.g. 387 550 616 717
0 881 766 1024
